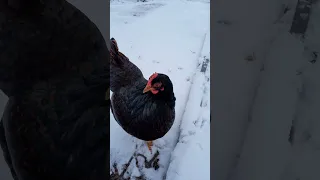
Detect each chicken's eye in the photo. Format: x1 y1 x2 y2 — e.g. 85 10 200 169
152 82 163 90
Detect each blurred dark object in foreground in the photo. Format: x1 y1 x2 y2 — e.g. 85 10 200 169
290 0 312 36
0 0 109 179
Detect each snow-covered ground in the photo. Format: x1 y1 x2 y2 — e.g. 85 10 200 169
109 0 210 179
166 32 210 180
213 0 320 180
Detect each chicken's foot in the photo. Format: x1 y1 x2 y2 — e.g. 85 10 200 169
136 150 160 170
146 141 153 153
110 150 160 179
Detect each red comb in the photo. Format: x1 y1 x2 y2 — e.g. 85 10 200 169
149 72 158 80
147 72 158 85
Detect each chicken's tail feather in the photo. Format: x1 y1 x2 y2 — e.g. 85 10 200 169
109 38 129 67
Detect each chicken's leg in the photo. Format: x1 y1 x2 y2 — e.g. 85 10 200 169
146 141 153 153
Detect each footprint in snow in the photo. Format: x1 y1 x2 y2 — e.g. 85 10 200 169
197 143 203 150
178 67 183 70
200 118 207 128
152 60 159 63
154 139 166 148
179 133 189 141
188 130 196 136
193 117 207 129
180 139 189 144
206 77 210 82
193 118 200 127
200 99 208 107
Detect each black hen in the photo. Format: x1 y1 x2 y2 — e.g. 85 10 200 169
109 38 176 152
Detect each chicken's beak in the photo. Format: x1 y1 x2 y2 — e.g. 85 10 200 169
143 85 152 93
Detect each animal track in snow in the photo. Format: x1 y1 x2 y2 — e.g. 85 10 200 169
188 130 196 136
193 118 200 126
200 118 207 128
154 139 166 149
193 116 207 129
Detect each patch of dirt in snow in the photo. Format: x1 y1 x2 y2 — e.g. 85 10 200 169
111 1 165 22
135 3 165 12
130 3 165 17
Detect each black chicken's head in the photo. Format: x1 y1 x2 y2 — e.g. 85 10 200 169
143 73 174 97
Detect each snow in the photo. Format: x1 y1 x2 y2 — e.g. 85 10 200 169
232 32 305 180
279 2 320 180
213 0 320 180
166 32 210 180
110 0 210 179
212 0 284 178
